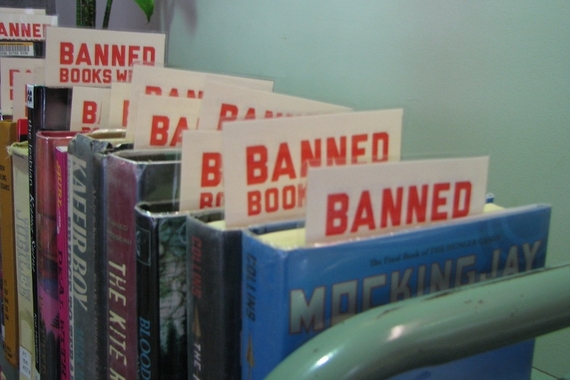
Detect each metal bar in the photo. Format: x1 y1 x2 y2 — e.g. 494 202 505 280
266 263 570 380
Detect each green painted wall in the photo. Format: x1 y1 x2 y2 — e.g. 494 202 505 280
165 2 570 376
164 1 570 377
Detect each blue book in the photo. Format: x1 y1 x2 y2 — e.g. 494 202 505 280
241 204 551 379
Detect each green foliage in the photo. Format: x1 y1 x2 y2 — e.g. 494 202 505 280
76 0 154 28
134 0 155 23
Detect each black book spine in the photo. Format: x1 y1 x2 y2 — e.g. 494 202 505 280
187 212 242 380
26 85 72 378
135 205 159 380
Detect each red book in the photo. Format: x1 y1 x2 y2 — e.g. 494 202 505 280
105 149 180 380
55 145 70 380
35 131 79 379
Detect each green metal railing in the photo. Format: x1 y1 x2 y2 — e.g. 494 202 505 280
267 263 570 380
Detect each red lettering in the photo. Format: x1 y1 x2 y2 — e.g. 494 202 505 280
200 153 222 187
246 146 267 185
169 88 179 97
82 101 98 124
170 117 189 146
112 45 125 66
265 188 279 213
60 68 68 82
244 107 256 120
9 23 18 37
75 43 92 65
145 86 162 95
406 185 428 224
187 90 203 99
265 110 284 118
282 185 296 210
247 191 262 216
150 115 169 146
60 42 74 65
33 23 41 38
271 143 296 182
452 181 471 218
325 193 349 236
199 192 223 208
218 103 238 130
128 45 140 66
142 47 156 64
300 139 321 177
122 100 129 127
351 134 367 164
94 44 108 65
431 182 450 221
372 132 389 162
9 69 19 86
381 187 403 228
350 190 375 233
326 136 347 166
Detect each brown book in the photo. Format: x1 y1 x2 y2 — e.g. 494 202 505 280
0 119 21 367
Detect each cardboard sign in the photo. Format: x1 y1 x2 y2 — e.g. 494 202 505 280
133 94 201 149
45 26 166 87
222 109 403 227
304 156 489 243
69 86 111 132
198 81 351 131
125 64 274 140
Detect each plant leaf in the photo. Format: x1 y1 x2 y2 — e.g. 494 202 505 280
133 0 154 23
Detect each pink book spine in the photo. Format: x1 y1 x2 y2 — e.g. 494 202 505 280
55 145 70 380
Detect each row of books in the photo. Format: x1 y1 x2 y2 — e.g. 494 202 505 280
0 6 552 380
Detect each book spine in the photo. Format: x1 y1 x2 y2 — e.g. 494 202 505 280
0 121 19 367
107 155 180 380
35 134 76 380
187 216 242 380
240 235 286 380
135 207 159 380
106 158 139 380
55 146 69 380
10 143 35 380
67 136 109 380
27 85 43 378
27 85 72 378
156 213 188 380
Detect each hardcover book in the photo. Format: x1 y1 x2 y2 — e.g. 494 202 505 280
105 149 181 380
0 120 19 367
241 203 552 379
185 209 242 380
8 141 37 380
135 201 189 380
35 130 79 379
26 84 73 378
54 145 69 380
67 130 131 380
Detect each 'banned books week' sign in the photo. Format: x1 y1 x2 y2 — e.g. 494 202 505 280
44 26 166 87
